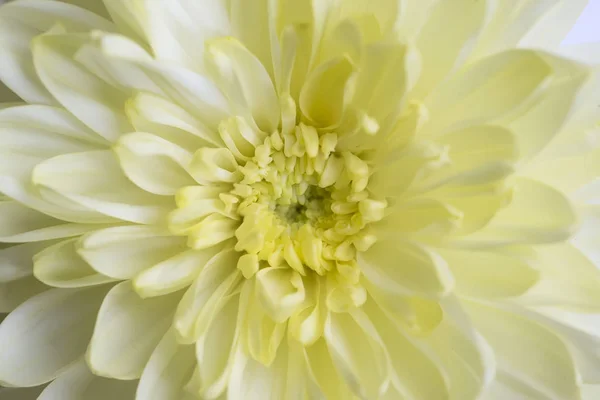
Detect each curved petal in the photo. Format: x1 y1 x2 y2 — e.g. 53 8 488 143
32 151 173 224
136 329 196 400
114 132 195 196
205 37 280 132
0 386 46 400
38 360 137 400
358 239 454 298
0 200 99 243
34 238 116 288
87 281 182 380
174 249 241 344
32 30 132 142
194 295 239 399
519 244 600 312
423 298 496 400
411 0 491 100
452 178 578 247
0 0 114 104
133 245 225 298
436 247 540 298
0 285 109 387
464 300 581 400
304 339 354 400
77 225 186 280
0 275 48 313
0 241 56 283
255 267 305 323
0 105 107 158
324 310 390 399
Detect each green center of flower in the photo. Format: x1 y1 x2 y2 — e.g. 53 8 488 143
231 124 386 279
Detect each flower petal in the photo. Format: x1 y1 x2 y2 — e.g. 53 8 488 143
0 276 48 313
34 238 116 288
77 225 187 280
358 239 454 298
299 56 355 128
174 248 241 343
423 50 552 135
87 281 182 380
255 267 306 323
114 132 196 196
411 0 491 99
32 31 132 142
205 37 280 132
464 300 581 400
453 178 578 247
0 386 46 400
0 0 114 104
0 105 107 158
324 310 390 399
194 294 239 399
423 298 496 400
304 339 355 399
32 150 173 224
136 329 196 400
0 286 109 387
0 200 99 243
519 244 600 312
133 245 225 298
436 247 540 298
0 241 55 283
363 298 450 399
38 360 137 400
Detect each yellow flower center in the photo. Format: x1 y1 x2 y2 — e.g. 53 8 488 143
171 118 386 284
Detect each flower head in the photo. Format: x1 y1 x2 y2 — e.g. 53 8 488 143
0 0 599 399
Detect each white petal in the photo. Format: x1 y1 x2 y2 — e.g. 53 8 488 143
0 105 107 158
304 339 354 399
423 50 552 135
411 0 491 100
519 244 600 312
174 249 241 343
78 225 187 280
452 178 578 247
255 267 305 323
358 239 454 298
0 0 114 104
0 200 99 242
32 150 173 224
32 31 133 142
0 275 48 313
205 37 280 132
0 241 55 283
114 132 195 195
194 295 239 399
464 300 580 400
423 298 496 400
437 247 540 298
324 310 390 399
558 42 600 66
87 281 182 380
38 360 137 400
364 299 450 399
0 286 109 387
136 329 196 400
34 238 116 288
133 246 225 298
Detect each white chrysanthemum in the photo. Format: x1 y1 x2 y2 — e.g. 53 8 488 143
0 0 599 399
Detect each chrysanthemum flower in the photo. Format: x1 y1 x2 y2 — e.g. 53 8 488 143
0 0 599 399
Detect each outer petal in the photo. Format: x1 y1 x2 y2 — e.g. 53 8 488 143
31 150 173 224
38 360 137 400
0 276 48 313
0 285 110 387
358 239 454 298
136 329 196 400
32 31 134 142
0 241 56 283
0 0 114 104
464 301 581 400
87 281 182 380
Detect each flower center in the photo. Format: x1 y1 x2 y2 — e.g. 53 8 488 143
229 123 386 279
